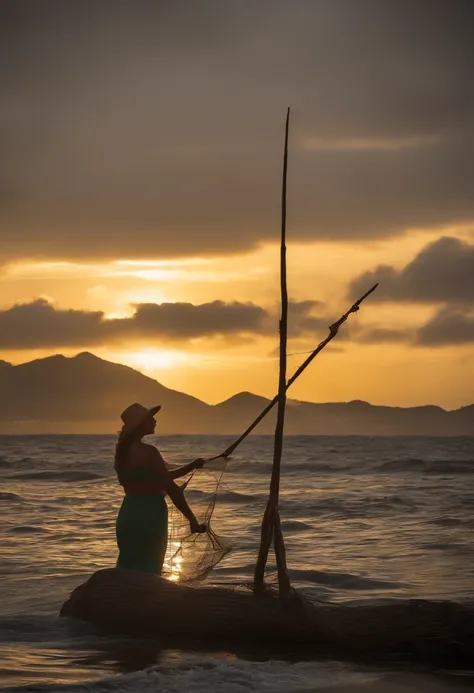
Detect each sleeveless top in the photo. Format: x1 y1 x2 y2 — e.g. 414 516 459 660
119 465 166 496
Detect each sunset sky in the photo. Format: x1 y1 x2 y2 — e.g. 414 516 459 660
1 0 473 409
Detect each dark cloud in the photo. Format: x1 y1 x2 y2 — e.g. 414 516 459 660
1 1 474 259
0 297 326 348
124 301 267 338
0 299 105 348
417 308 474 346
334 316 474 347
352 327 412 344
288 300 328 334
349 237 474 305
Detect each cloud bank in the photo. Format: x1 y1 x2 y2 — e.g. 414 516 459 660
1 293 473 350
349 237 474 305
1 1 474 260
0 298 328 348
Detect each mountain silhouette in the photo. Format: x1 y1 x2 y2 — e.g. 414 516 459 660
0 352 472 435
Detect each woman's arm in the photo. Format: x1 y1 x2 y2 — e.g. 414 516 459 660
147 447 206 533
168 458 205 479
166 481 205 533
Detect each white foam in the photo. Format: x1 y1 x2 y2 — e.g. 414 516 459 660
55 656 364 693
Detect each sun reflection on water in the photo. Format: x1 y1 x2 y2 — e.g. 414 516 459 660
163 541 183 582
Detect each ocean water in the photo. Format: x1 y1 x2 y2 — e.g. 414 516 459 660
1 434 474 692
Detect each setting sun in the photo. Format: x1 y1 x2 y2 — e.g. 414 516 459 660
126 348 190 374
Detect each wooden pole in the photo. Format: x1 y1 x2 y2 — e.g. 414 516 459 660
254 107 292 599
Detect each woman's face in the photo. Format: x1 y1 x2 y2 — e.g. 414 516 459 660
142 415 157 436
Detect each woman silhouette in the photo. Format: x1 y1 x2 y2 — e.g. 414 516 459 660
114 402 205 575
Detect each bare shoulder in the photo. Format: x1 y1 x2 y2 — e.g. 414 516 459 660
140 442 160 455
141 443 166 465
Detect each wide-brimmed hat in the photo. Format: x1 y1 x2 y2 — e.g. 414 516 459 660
120 402 161 433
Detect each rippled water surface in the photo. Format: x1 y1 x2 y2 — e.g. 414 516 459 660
1 434 473 692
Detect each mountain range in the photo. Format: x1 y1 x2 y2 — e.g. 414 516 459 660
0 352 472 435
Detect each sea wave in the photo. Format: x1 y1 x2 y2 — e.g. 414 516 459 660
429 517 474 528
286 568 405 591
221 461 272 476
280 520 314 532
217 457 474 478
217 490 261 504
378 459 474 474
4 656 361 693
420 542 472 554
9 470 105 482
7 657 469 693
227 460 348 476
289 460 351 474
0 613 76 643
8 525 52 535
0 491 23 502
285 494 417 520
186 488 260 505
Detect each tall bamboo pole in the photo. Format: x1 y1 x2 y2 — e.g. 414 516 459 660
254 107 291 598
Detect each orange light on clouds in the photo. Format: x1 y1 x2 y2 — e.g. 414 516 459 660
106 259 270 285
114 259 212 267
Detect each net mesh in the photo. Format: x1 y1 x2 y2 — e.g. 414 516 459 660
162 457 232 583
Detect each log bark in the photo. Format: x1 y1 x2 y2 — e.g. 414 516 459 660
59 567 474 668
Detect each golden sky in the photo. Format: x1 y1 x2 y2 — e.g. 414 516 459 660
1 2 473 410
1 226 473 408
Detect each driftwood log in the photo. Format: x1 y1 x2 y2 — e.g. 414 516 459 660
60 568 474 668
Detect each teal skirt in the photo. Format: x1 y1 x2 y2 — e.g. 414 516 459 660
116 494 168 575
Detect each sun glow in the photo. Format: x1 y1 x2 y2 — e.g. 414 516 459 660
126 349 189 373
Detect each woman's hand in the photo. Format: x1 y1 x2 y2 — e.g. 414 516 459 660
168 458 206 480
189 518 207 534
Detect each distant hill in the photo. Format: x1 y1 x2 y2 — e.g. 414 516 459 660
0 352 472 435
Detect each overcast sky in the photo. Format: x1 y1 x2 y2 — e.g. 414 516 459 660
1 0 473 408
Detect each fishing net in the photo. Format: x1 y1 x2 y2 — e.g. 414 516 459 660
163 456 232 583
